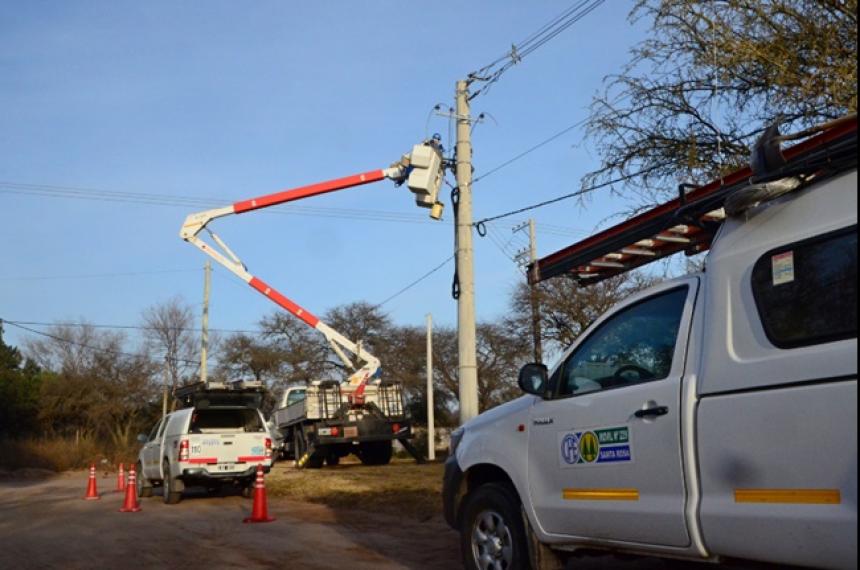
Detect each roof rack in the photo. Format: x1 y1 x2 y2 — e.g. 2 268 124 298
530 115 858 286
174 379 265 409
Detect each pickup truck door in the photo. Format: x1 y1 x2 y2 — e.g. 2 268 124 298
527 280 698 546
141 418 165 479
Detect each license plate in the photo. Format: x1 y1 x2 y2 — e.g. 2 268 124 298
344 426 358 438
216 463 237 472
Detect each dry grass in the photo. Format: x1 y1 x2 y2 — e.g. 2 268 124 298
266 457 445 520
0 437 139 472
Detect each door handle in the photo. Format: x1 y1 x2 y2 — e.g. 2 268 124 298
634 405 668 418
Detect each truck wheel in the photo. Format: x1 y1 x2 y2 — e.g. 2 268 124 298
162 460 182 505
136 462 153 498
241 480 254 499
459 483 528 570
358 441 392 466
325 454 340 467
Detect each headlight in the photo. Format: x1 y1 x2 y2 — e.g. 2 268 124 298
449 427 465 456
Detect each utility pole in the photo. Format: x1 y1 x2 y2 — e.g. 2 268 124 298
162 356 169 419
455 79 479 424
514 219 543 363
426 314 435 461
200 261 211 385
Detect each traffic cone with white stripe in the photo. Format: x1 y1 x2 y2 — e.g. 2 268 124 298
119 464 142 512
114 463 126 492
83 464 100 500
243 464 275 523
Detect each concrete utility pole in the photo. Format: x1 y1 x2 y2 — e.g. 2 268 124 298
515 219 543 363
162 357 169 418
455 79 479 424
200 261 211 385
426 313 435 461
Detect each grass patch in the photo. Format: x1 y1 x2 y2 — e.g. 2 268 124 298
0 437 139 472
266 458 445 520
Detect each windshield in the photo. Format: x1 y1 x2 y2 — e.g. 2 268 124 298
189 408 265 434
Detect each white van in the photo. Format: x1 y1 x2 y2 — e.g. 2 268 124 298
137 405 273 504
443 120 857 569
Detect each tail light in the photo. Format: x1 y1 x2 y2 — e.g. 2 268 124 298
179 439 190 461
264 438 272 459
392 423 401 434
330 427 340 437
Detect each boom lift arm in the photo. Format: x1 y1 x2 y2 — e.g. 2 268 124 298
179 140 445 387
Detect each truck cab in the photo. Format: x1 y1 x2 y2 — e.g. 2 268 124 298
443 120 857 569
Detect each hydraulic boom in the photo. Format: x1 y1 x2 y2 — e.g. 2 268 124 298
179 141 445 387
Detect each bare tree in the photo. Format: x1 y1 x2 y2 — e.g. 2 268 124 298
585 0 857 202
508 273 655 358
141 297 199 389
217 333 284 384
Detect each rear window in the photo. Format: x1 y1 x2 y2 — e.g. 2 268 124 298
751 226 857 348
189 408 265 434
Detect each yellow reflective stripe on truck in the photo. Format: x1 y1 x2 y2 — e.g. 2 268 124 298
562 488 640 501
734 489 841 504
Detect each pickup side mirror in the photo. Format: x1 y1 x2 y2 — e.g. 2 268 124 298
136 434 149 444
518 363 549 397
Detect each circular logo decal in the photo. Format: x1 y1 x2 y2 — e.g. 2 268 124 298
560 433 580 465
579 431 599 463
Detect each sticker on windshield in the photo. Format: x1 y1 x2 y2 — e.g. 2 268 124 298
772 251 795 286
558 426 632 467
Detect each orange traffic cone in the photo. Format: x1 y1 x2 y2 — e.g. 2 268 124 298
115 463 126 492
243 464 275 523
119 465 142 513
83 464 100 500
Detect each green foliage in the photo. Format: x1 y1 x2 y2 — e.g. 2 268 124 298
0 332 45 438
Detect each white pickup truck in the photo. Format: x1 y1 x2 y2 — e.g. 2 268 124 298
136 404 273 503
443 121 857 569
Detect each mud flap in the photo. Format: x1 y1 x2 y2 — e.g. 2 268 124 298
522 506 564 570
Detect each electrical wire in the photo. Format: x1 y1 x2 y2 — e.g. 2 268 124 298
0 268 199 282
0 181 446 226
374 255 454 308
2 320 201 365
473 117 589 184
469 0 606 99
474 162 671 229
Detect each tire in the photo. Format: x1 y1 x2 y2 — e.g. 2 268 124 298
162 460 182 505
325 454 340 467
241 480 254 499
294 429 324 469
136 462 153 498
357 441 392 466
459 483 528 570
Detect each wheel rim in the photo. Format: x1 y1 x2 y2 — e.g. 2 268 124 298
471 509 514 570
136 464 142 495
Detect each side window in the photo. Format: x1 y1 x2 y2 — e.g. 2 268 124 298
751 226 857 348
287 389 307 406
147 418 164 442
155 416 169 439
558 287 689 397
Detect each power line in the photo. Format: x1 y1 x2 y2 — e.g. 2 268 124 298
469 0 606 99
0 181 447 226
375 255 454 308
0 268 199 282
2 320 200 365
3 319 260 336
474 162 672 229
473 118 588 184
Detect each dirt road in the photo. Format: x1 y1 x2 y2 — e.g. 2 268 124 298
0 468 765 570
0 470 459 570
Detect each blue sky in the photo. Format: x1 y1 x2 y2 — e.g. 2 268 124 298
0 1 648 353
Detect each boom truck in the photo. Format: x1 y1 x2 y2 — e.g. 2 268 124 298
179 139 446 468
